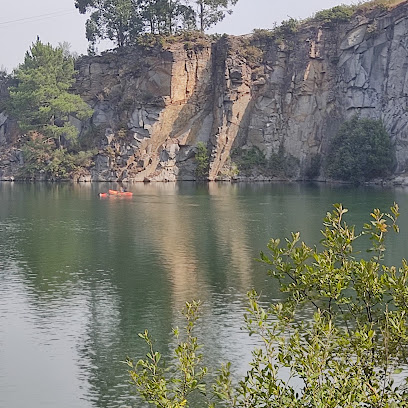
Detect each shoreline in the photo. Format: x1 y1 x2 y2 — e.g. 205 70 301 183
1 175 408 187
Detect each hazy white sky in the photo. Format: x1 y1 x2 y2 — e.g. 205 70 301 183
0 0 355 72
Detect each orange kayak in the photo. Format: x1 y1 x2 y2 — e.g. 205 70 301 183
98 192 109 198
108 189 133 196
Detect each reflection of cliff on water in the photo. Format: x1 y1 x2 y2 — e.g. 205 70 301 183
0 183 95 407
130 182 209 310
2 182 408 408
3 183 95 300
207 182 254 290
0 182 169 407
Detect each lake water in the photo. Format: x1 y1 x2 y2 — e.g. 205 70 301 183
1 182 408 408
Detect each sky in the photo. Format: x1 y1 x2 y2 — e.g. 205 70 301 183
0 0 356 72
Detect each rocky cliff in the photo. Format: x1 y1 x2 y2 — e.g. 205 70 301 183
2 1 408 182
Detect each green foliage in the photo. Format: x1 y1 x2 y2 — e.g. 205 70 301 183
268 148 286 176
76 0 144 51
195 141 210 180
80 124 105 149
305 153 322 179
251 18 298 43
20 137 95 180
126 301 208 407
314 5 354 24
218 158 239 179
182 31 209 51
195 0 239 32
250 18 299 49
251 28 275 44
356 0 405 11
75 0 239 49
129 203 408 407
222 203 407 407
326 116 393 183
143 0 196 36
268 145 299 178
135 33 167 49
233 146 266 172
239 44 263 66
7 40 92 145
232 146 299 178
244 18 299 65
275 17 299 36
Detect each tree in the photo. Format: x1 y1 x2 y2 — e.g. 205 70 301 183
7 40 92 146
314 4 354 25
126 301 207 407
194 0 239 32
75 0 143 50
194 141 210 179
75 0 240 49
129 203 408 407
140 0 195 35
326 116 393 183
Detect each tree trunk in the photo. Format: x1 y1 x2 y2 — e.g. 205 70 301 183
118 21 125 47
200 1 204 32
168 0 172 35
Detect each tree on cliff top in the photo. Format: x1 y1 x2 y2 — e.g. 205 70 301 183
7 40 92 146
75 0 144 52
195 0 239 32
75 0 239 50
75 0 195 48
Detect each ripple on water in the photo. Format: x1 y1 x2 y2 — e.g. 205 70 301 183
2 183 408 407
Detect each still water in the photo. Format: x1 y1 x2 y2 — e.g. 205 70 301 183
1 182 408 408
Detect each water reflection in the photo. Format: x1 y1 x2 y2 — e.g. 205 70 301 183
0 182 407 407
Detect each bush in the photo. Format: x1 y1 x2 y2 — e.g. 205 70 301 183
268 145 300 178
233 146 266 172
240 45 263 66
195 141 210 180
128 203 408 407
20 138 95 180
326 116 393 183
356 0 405 12
305 153 322 179
126 301 207 408
314 5 355 24
250 19 299 50
251 28 275 44
135 34 167 49
276 17 299 36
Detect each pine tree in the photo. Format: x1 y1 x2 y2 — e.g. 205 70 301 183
7 40 92 146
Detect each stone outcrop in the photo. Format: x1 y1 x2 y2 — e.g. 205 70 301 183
73 41 215 181
2 1 408 181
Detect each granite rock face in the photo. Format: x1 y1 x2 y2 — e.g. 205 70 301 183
73 42 215 181
232 1 408 179
2 2 408 181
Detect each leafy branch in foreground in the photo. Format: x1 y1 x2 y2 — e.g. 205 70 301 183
126 301 208 407
129 203 408 407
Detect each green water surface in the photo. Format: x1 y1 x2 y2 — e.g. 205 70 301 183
1 182 407 407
